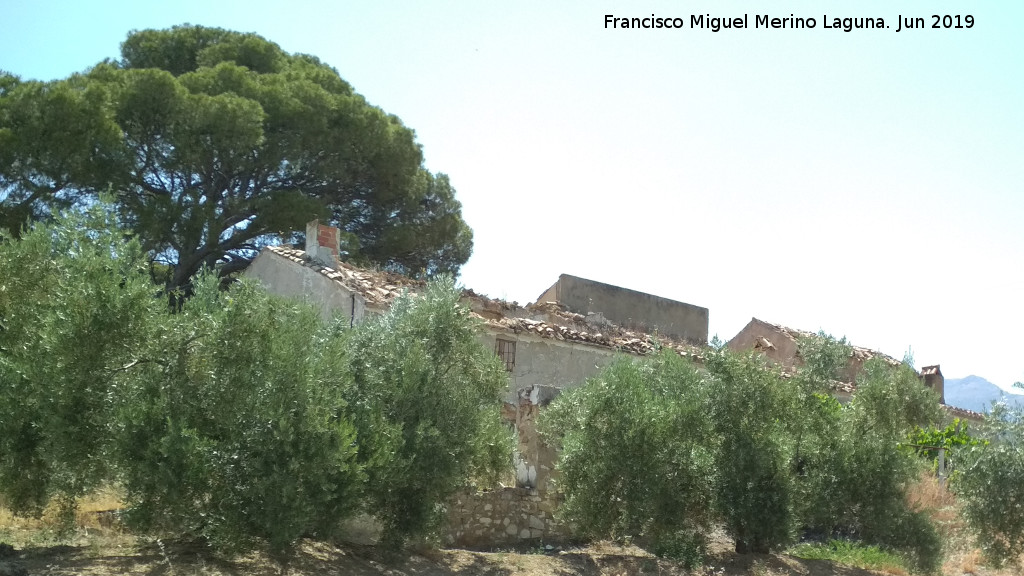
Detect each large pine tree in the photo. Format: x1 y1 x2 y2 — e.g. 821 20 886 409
0 25 473 292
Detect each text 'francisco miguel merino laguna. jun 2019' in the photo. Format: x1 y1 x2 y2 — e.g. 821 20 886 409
604 13 975 33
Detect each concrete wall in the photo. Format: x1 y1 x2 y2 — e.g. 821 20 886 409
537 274 708 344
245 250 369 324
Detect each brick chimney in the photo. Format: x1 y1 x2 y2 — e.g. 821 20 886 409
921 365 945 404
305 219 341 267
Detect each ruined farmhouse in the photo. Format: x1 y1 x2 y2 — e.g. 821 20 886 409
247 223 707 477
245 219 978 545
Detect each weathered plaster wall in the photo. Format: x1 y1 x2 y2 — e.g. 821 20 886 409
481 331 630 492
538 274 708 344
305 220 341 267
445 487 571 548
245 250 369 323
726 318 801 368
503 335 618 402
841 356 874 388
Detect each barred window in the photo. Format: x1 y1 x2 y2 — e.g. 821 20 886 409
495 339 516 372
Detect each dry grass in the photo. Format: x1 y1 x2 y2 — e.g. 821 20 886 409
0 486 133 556
958 548 983 575
902 470 1024 576
907 470 956 512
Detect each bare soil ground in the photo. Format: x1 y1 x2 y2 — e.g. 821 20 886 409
1 536 891 576
0 477 1015 576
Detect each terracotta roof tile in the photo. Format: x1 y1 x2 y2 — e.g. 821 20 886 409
462 288 703 357
942 404 985 420
261 246 705 358
265 246 423 307
260 246 971 413
482 314 703 358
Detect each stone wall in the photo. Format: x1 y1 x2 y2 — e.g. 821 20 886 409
445 487 571 548
505 386 562 491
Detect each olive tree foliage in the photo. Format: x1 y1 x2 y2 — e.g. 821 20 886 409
0 25 473 293
541 348 807 559
846 358 942 440
796 348 943 573
0 205 160 518
703 350 804 554
542 334 944 571
343 278 513 547
955 403 1024 566
540 351 717 564
111 273 364 555
542 348 808 560
796 331 852 385
0 209 509 555
799 415 941 572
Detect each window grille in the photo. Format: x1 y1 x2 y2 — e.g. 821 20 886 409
495 339 516 372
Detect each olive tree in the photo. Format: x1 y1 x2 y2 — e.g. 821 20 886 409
111 273 364 555
541 351 716 564
956 403 1024 566
343 278 513 547
0 205 159 520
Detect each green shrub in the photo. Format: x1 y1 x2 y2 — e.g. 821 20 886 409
789 539 914 573
846 359 942 440
0 210 512 555
796 332 852 385
908 418 984 472
539 341 943 569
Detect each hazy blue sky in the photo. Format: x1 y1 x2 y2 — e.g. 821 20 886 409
4 1 1023 390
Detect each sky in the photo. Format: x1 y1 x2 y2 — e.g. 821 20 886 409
4 0 1023 390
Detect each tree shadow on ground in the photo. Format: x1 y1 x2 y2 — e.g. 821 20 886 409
7 538 887 576
9 538 518 576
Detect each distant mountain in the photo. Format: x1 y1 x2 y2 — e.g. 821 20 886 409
944 375 1024 413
